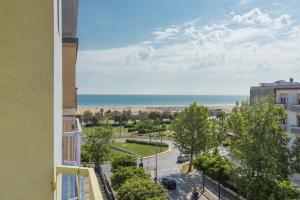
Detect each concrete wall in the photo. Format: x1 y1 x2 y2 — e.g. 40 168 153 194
0 0 62 199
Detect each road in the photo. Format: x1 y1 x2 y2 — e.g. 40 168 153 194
101 137 238 200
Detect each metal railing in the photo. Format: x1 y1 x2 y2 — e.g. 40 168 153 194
63 118 81 133
56 165 103 200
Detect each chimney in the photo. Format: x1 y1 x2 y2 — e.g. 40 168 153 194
290 78 294 82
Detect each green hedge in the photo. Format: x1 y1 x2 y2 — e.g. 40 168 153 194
126 139 169 147
128 127 139 132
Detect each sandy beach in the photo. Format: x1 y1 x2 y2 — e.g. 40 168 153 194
76 104 236 115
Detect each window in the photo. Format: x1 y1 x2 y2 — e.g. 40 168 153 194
280 97 287 104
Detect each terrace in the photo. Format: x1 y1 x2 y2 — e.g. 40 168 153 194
56 165 103 200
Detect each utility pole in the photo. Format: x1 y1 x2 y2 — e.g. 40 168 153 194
119 114 122 138
160 123 163 152
155 153 158 184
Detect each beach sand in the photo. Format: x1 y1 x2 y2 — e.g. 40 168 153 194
76 104 235 115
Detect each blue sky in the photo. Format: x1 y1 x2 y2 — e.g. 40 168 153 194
77 0 300 95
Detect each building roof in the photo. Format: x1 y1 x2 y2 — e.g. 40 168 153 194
259 80 300 87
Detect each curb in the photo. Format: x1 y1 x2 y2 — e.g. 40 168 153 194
111 146 139 157
140 145 172 159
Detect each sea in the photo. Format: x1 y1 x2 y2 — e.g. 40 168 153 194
77 95 248 107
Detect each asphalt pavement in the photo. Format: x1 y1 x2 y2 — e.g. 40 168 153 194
101 137 239 200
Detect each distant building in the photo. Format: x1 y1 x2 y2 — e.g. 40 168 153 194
250 78 300 147
251 79 300 189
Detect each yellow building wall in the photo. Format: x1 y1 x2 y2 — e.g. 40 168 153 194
0 1 57 199
63 42 77 110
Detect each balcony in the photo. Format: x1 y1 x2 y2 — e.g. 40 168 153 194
291 126 300 134
63 118 82 166
289 104 300 113
56 165 103 200
63 117 81 133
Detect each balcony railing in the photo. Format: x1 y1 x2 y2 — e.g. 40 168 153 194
56 165 103 200
289 104 300 112
63 118 82 166
63 118 81 134
291 126 300 134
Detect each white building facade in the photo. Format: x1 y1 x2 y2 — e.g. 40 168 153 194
274 88 300 147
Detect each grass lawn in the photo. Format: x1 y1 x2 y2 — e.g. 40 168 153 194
104 150 136 161
112 142 168 157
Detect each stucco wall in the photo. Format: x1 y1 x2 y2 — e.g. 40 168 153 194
0 0 62 199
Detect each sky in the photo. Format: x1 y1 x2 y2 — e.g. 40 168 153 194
77 0 300 95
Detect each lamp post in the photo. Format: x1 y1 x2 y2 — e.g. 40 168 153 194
154 136 158 184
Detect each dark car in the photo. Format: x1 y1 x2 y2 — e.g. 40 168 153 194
177 154 189 163
162 177 177 189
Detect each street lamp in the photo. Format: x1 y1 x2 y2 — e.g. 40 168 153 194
154 136 158 184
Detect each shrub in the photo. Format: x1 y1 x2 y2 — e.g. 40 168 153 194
124 124 134 128
126 139 169 147
111 167 149 190
223 138 231 147
128 127 139 132
273 181 300 200
117 177 167 200
111 155 137 172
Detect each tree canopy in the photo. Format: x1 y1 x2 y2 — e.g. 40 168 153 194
111 154 137 172
228 99 291 199
83 125 112 167
172 103 211 171
117 177 167 200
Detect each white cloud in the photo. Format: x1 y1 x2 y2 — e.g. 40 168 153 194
238 0 253 5
78 8 300 94
231 8 291 29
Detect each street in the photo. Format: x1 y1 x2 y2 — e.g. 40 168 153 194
101 137 239 200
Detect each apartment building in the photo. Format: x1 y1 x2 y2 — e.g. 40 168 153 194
250 78 300 147
0 1 101 199
62 0 81 168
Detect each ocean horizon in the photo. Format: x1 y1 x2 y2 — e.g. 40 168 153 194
77 94 248 107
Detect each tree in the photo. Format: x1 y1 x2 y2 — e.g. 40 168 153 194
93 111 104 125
111 154 137 172
210 117 227 148
112 111 121 125
273 181 300 200
193 152 233 197
172 103 211 171
82 110 93 125
84 125 112 168
121 110 133 124
111 167 149 190
148 111 162 120
228 99 290 199
162 110 173 120
117 177 167 200
291 138 300 173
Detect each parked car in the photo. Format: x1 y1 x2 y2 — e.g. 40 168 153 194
177 154 189 163
162 177 177 189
